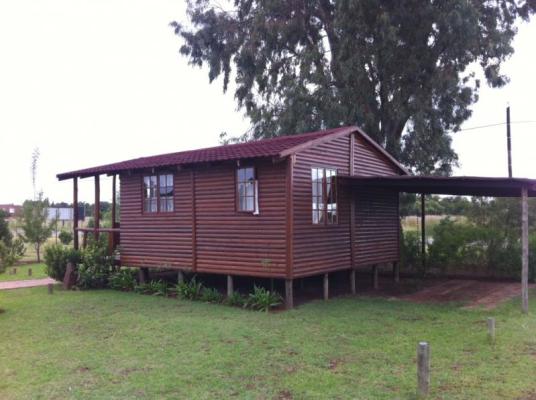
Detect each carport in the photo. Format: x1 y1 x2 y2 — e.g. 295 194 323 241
339 176 536 313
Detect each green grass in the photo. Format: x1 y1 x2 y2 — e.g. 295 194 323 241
0 263 47 282
1 288 536 399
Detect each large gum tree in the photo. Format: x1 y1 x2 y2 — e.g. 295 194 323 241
173 0 534 174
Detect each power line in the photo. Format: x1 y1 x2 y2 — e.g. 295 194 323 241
456 120 536 132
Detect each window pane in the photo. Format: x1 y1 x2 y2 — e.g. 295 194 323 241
244 167 255 181
246 196 254 211
246 182 254 197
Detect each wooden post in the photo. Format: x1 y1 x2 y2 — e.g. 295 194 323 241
94 175 100 241
285 279 294 309
323 273 329 301
28 268 32 276
177 270 184 285
487 317 496 344
421 194 426 274
48 283 54 295
12 267 16 275
393 261 400 284
73 177 79 250
227 275 234 297
111 174 117 229
521 186 529 314
350 269 356 295
417 341 430 398
373 264 379 290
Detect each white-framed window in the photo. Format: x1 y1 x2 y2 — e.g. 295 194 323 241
237 167 259 214
143 173 174 213
312 167 337 225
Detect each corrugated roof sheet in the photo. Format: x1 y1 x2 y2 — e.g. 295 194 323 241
57 126 407 180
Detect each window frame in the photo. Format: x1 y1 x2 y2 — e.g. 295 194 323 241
142 172 175 214
235 166 258 214
311 166 338 226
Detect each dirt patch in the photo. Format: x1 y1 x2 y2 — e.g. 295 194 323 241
277 389 293 400
396 279 534 309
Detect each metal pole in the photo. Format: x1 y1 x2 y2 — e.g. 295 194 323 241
507 106 512 178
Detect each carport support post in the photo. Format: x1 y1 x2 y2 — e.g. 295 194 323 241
323 273 329 300
94 175 100 241
521 186 529 314
285 279 293 309
421 194 426 275
227 275 234 297
350 269 356 294
73 177 79 250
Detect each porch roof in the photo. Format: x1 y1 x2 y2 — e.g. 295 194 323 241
339 175 536 197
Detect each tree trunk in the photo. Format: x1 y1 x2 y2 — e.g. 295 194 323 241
36 244 40 263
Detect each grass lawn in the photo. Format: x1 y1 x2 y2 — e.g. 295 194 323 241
0 263 47 282
1 288 536 399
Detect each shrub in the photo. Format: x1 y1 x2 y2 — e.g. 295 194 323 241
200 287 224 303
0 238 25 273
43 244 81 280
400 230 421 271
58 230 73 245
76 240 113 289
244 285 282 312
109 269 137 291
225 291 246 307
135 280 169 296
174 278 203 300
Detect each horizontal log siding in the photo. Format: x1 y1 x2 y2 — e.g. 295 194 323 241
292 135 352 277
195 160 287 277
354 188 400 267
354 135 400 176
119 172 193 268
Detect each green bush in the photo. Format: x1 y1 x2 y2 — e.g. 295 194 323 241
225 291 246 307
43 244 81 281
174 278 203 300
200 287 224 303
76 240 113 289
244 286 282 312
400 230 421 271
109 269 137 291
58 230 73 245
135 280 169 296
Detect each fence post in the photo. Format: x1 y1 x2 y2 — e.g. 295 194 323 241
28 268 32 276
487 317 496 344
48 283 54 295
417 341 430 398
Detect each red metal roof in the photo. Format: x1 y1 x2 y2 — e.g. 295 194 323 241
57 126 407 180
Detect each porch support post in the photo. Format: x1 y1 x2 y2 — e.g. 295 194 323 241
323 273 329 301
350 269 356 295
393 261 400 284
111 174 117 229
421 194 426 274
373 264 379 290
521 186 529 314
285 279 294 309
94 175 100 241
73 177 79 250
227 275 234 297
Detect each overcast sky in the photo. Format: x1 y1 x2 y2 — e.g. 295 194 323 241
1 1 535 204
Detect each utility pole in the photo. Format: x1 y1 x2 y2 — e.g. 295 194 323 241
506 105 512 178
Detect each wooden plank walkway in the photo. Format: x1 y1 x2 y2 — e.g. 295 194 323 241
0 278 57 290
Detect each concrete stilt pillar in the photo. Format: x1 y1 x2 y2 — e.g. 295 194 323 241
227 275 234 297
372 264 379 290
393 261 400 284
323 273 329 300
178 270 184 284
285 279 294 309
350 269 356 295
139 268 149 284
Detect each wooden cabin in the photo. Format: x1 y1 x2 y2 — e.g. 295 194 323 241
57 126 409 307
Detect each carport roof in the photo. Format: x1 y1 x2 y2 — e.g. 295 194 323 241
339 175 536 197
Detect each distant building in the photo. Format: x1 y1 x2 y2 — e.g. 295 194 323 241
0 204 22 217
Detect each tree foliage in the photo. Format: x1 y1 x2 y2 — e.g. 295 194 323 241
0 210 25 273
174 0 534 174
19 195 54 263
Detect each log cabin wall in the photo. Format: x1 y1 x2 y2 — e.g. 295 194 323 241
353 188 400 267
291 135 352 278
119 158 287 278
194 159 287 278
120 170 193 268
